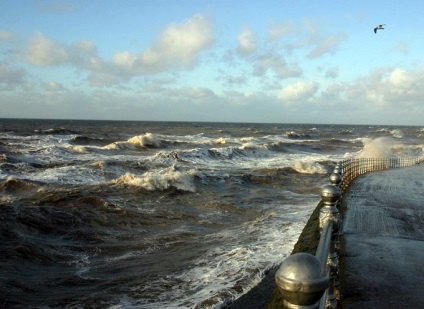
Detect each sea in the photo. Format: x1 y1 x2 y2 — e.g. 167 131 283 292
1 119 423 309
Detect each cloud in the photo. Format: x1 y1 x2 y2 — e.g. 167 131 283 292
321 83 345 101
158 86 218 105
113 14 214 74
237 27 257 55
391 41 409 55
0 62 25 90
253 53 302 79
307 33 347 59
342 67 424 111
42 80 65 92
26 32 70 65
216 73 248 87
0 30 16 41
378 68 424 105
22 14 214 85
269 22 295 40
325 66 339 79
278 81 319 101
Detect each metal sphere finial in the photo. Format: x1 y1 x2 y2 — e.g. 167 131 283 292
320 184 340 206
275 253 329 307
329 172 342 187
333 163 342 175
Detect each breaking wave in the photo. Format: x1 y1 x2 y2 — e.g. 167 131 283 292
112 165 196 192
104 133 161 150
357 137 424 158
293 161 328 174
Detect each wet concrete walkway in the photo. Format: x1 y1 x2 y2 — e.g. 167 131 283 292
339 164 424 308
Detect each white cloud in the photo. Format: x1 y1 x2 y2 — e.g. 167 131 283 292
42 80 65 92
0 62 25 90
26 32 70 65
278 81 319 101
0 30 16 41
113 14 214 74
382 68 424 104
112 51 138 70
253 53 302 79
343 67 424 110
237 27 257 55
307 33 347 59
22 14 213 85
269 22 295 40
325 66 339 79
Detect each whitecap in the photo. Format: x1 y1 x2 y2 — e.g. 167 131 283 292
113 166 196 192
293 161 327 174
103 133 160 150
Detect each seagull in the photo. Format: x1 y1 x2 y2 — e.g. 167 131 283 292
374 24 386 33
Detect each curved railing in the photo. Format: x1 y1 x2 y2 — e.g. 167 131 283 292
340 156 424 193
275 156 424 309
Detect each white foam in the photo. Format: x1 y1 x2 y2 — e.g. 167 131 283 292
357 137 396 158
143 200 315 309
65 145 88 153
293 161 327 174
357 137 424 159
390 129 404 139
103 133 160 150
113 165 196 192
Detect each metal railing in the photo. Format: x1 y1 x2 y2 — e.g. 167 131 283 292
275 156 424 308
340 156 424 192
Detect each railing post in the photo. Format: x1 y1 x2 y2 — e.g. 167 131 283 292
319 185 341 309
275 253 329 308
329 172 341 188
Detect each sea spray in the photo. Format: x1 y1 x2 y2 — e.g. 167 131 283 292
357 137 397 158
358 137 423 159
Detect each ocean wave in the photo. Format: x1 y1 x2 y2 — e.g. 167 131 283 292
390 129 404 139
70 135 113 147
357 137 424 158
371 128 405 139
103 133 161 150
65 145 88 153
112 165 196 192
152 203 312 309
285 131 312 139
292 161 328 174
157 143 273 165
265 140 331 154
34 127 79 135
4 120 423 308
0 177 40 195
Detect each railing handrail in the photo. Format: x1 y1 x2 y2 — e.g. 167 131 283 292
340 156 424 192
275 155 424 308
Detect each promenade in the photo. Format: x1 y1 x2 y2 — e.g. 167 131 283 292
226 163 424 308
339 163 424 308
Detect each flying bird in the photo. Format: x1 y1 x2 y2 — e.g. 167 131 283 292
374 24 386 33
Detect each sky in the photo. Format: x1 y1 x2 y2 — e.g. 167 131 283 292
1 0 424 125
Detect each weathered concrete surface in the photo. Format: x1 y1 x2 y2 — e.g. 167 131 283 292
339 164 424 308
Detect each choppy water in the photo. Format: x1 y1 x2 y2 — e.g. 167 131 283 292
1 119 423 308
